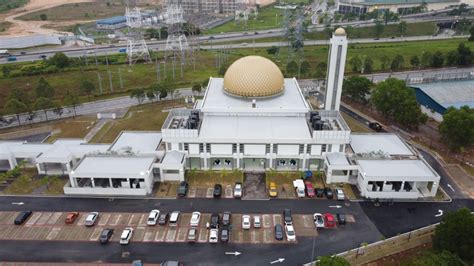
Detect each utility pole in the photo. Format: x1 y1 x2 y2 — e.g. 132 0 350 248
118 68 124 90
97 72 103 94
108 70 113 92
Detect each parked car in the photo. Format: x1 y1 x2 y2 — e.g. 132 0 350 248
210 213 220 228
85 212 99 227
285 224 296 241
187 227 197 243
324 213 336 228
316 188 325 198
313 213 325 228
305 181 315 197
65 212 79 224
213 184 223 198
283 209 292 225
132 260 143 266
169 211 181 226
99 228 114 244
147 209 160 226
242 215 251 229
190 211 201 227
14 211 32 225
177 181 188 197
220 226 230 242
120 227 133 244
158 213 169 225
209 228 219 243
324 188 334 199
336 213 346 225
269 182 278 197
222 211 231 226
234 182 242 198
274 224 284 241
335 188 345 201
254 215 261 228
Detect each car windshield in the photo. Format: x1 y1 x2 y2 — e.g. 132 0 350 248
287 229 295 236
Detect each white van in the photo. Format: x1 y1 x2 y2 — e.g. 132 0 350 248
169 211 180 226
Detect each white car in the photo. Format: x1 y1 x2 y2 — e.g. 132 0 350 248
234 183 242 198
209 228 219 243
190 211 201 227
147 209 160 226
335 188 345 201
253 215 261 228
85 212 99 227
313 213 325 228
120 227 133 245
242 215 251 229
285 224 296 241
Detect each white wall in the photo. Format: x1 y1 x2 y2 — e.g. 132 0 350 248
277 145 299 156
211 144 232 155
311 145 322 155
189 144 200 154
244 144 266 155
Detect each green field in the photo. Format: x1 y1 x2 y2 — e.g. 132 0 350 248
0 21 12 33
207 1 310 34
1 38 473 113
0 0 28 13
17 0 127 21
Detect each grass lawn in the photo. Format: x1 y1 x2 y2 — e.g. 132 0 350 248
3 170 67 195
186 170 244 187
89 100 184 143
341 112 372 133
0 0 28 13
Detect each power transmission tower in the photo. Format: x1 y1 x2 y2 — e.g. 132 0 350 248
125 5 152 66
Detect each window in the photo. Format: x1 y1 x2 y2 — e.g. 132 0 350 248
321 144 327 152
273 144 278 154
179 143 183 151
299 144 304 154
266 144 271 154
239 144 244 153
184 143 189 151
307 145 312 154
232 144 237 153
199 144 204 153
206 143 211 153
165 170 180 174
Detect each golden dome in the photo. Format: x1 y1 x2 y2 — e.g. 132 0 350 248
334 27 346 36
223 56 284 98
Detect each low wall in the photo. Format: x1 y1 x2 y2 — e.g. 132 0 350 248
63 182 147 196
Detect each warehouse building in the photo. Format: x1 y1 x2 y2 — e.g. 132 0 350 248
96 16 128 30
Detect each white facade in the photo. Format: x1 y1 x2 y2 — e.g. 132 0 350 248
324 30 348 111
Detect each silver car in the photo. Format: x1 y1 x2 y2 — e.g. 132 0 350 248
85 212 99 227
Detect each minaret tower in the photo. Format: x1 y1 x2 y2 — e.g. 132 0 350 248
324 27 348 111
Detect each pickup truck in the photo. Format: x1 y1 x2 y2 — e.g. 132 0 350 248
293 179 305 198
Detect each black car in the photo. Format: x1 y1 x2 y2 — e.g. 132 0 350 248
316 188 325 198
99 228 114 244
274 224 284 241
220 226 230 242
14 211 32 225
325 188 334 199
158 213 169 225
177 181 188 197
210 213 220 228
336 213 346 225
222 211 231 226
213 184 222 198
283 209 292 225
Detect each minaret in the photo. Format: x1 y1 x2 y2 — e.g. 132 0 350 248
324 27 348 111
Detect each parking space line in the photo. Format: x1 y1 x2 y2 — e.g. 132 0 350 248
143 229 155 242
134 227 146 241
118 214 131 226
272 214 282 226
127 214 139 226
346 214 356 223
263 228 273 244
302 215 313 228
138 214 148 226
77 227 94 241
206 188 214 198
250 230 259 244
0 225 13 239
165 228 177 242
154 228 166 242
76 214 87 226
98 213 111 226
262 214 272 228
25 212 42 226
89 227 103 241
9 226 24 239
108 214 121 226
36 212 52 225
46 227 61 240
0 212 15 224
197 228 208 243
47 212 63 225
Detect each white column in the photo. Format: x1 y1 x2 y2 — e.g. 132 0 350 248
325 28 348 111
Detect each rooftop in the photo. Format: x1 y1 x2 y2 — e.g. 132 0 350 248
358 159 438 179
108 131 162 155
72 156 155 178
412 80 474 109
350 134 414 156
326 153 350 165
96 16 127 25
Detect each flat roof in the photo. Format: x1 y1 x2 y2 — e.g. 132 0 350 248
200 78 309 113
413 80 474 109
96 16 127 25
161 151 185 165
326 153 350 165
109 131 162 155
199 115 311 142
358 160 438 179
72 156 155 178
350 134 413 156
37 144 109 162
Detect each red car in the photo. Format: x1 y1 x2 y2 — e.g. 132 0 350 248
65 212 79 224
324 213 336 228
304 181 315 197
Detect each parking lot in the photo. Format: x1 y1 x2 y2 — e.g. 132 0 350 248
0 211 355 244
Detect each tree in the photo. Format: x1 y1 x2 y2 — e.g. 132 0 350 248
146 88 156 103
315 62 327 79
457 43 472 66
80 80 95 100
431 51 444 68
300 61 311 77
145 28 160 39
349 55 362 72
433 208 474 264
34 97 54 121
63 90 80 118
130 88 145 104
218 62 229 76
286 60 298 76
316 255 350 266
398 21 408 36
2 65 11 77
421 52 432 67
469 26 474 41
446 50 458 66
409 250 466 266
191 83 202 95
363 57 373 74
8 88 29 106
48 52 69 68
439 106 474 151
342 76 372 103
379 55 390 70
266 46 279 55
4 99 27 125
158 86 168 100
39 14 47 21
52 103 63 117
202 78 210 89
35 77 55 99
390 54 404 71
374 19 384 38
371 78 427 128
410 55 420 68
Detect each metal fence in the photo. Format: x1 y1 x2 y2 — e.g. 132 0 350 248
407 71 474 85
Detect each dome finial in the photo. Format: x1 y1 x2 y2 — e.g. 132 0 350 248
334 27 346 36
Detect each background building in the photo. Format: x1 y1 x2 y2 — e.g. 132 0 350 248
165 0 239 15
337 0 461 15
96 16 128 30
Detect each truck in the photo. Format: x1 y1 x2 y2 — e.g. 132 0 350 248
0 49 10 58
7 56 17 61
293 179 306 198
119 48 127 53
